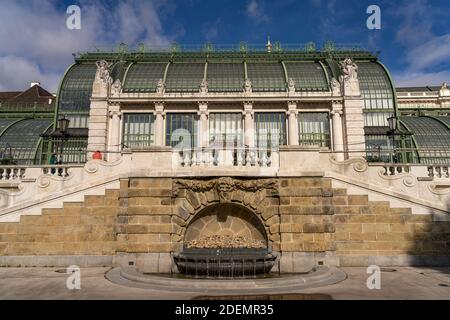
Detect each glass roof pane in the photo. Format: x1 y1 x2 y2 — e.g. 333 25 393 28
436 116 450 127
246 63 286 92
0 118 20 134
284 62 328 91
0 118 53 164
358 62 395 127
400 116 450 164
59 63 97 113
165 63 205 93
123 63 167 93
207 63 244 92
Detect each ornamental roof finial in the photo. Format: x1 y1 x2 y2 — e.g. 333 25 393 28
266 36 272 53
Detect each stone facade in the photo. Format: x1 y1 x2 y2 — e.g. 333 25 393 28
0 177 449 270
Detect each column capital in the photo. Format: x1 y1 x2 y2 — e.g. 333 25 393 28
198 101 208 114
330 109 343 116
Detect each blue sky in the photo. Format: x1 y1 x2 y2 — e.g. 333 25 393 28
1 0 450 92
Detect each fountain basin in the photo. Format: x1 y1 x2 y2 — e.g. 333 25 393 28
173 247 278 278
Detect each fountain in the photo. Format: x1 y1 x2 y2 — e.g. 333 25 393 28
173 235 278 278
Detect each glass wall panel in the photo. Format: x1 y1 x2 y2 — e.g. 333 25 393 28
122 113 155 148
209 113 243 148
166 113 198 149
254 112 286 148
298 112 331 148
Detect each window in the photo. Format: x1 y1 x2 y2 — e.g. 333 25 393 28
166 113 198 149
254 112 287 148
209 113 243 148
122 113 155 148
298 112 331 148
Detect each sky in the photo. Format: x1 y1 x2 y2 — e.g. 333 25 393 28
0 0 450 92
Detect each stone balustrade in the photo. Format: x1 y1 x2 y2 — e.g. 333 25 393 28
0 148 449 222
427 165 450 179
173 147 279 168
0 167 26 181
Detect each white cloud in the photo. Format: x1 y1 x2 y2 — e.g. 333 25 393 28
404 33 450 72
0 56 60 93
393 70 450 87
0 0 175 92
246 0 269 23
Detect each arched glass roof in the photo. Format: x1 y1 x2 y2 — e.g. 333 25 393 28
0 118 53 164
246 62 286 92
436 116 450 128
400 116 450 164
0 118 21 135
358 61 395 127
284 62 329 91
59 63 96 113
123 62 167 93
165 63 205 93
207 63 244 92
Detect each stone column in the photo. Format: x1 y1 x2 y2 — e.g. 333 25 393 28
87 61 111 160
287 102 299 146
154 102 165 147
243 102 254 148
107 104 122 162
331 105 344 161
198 102 209 148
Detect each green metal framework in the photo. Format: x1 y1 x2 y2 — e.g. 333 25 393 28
284 62 329 91
254 112 287 147
39 136 87 164
0 118 53 164
400 116 450 164
122 62 167 92
298 112 331 148
165 63 205 92
358 61 395 127
207 63 245 92
122 113 155 148
165 113 198 148
209 113 243 147
246 63 286 92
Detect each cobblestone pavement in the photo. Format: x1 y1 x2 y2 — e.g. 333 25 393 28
0 267 448 300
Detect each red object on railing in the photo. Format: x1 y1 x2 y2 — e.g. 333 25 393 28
92 150 103 160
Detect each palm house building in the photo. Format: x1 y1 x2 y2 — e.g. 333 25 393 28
0 43 448 273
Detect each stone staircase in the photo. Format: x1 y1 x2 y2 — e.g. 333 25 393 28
0 176 448 268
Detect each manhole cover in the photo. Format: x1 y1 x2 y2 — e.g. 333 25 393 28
380 268 397 272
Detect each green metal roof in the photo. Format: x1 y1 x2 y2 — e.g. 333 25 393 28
207 63 244 92
400 116 450 164
359 61 396 127
58 63 96 113
246 62 286 92
165 63 205 93
123 62 167 93
0 118 53 164
284 62 329 91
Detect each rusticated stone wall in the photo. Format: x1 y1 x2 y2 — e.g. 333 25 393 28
0 176 449 270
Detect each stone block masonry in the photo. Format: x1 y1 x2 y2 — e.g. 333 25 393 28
0 177 449 270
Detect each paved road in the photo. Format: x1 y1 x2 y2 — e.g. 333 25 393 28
0 267 449 300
